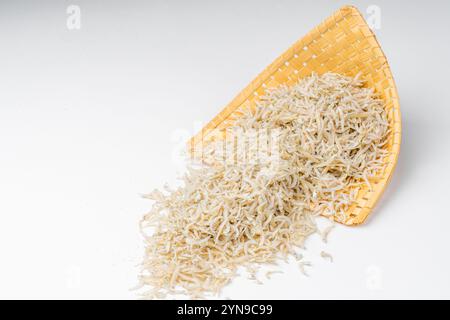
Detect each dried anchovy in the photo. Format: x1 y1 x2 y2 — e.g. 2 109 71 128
140 72 389 298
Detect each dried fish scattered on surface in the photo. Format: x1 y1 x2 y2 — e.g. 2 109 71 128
139 73 389 298
320 251 333 263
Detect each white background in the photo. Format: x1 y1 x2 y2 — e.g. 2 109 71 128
1 0 449 299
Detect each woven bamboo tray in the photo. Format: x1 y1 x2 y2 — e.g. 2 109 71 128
188 5 401 226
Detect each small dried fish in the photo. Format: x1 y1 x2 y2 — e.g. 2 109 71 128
265 270 283 279
299 261 312 276
248 274 263 285
321 224 335 243
320 251 333 263
140 72 389 298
